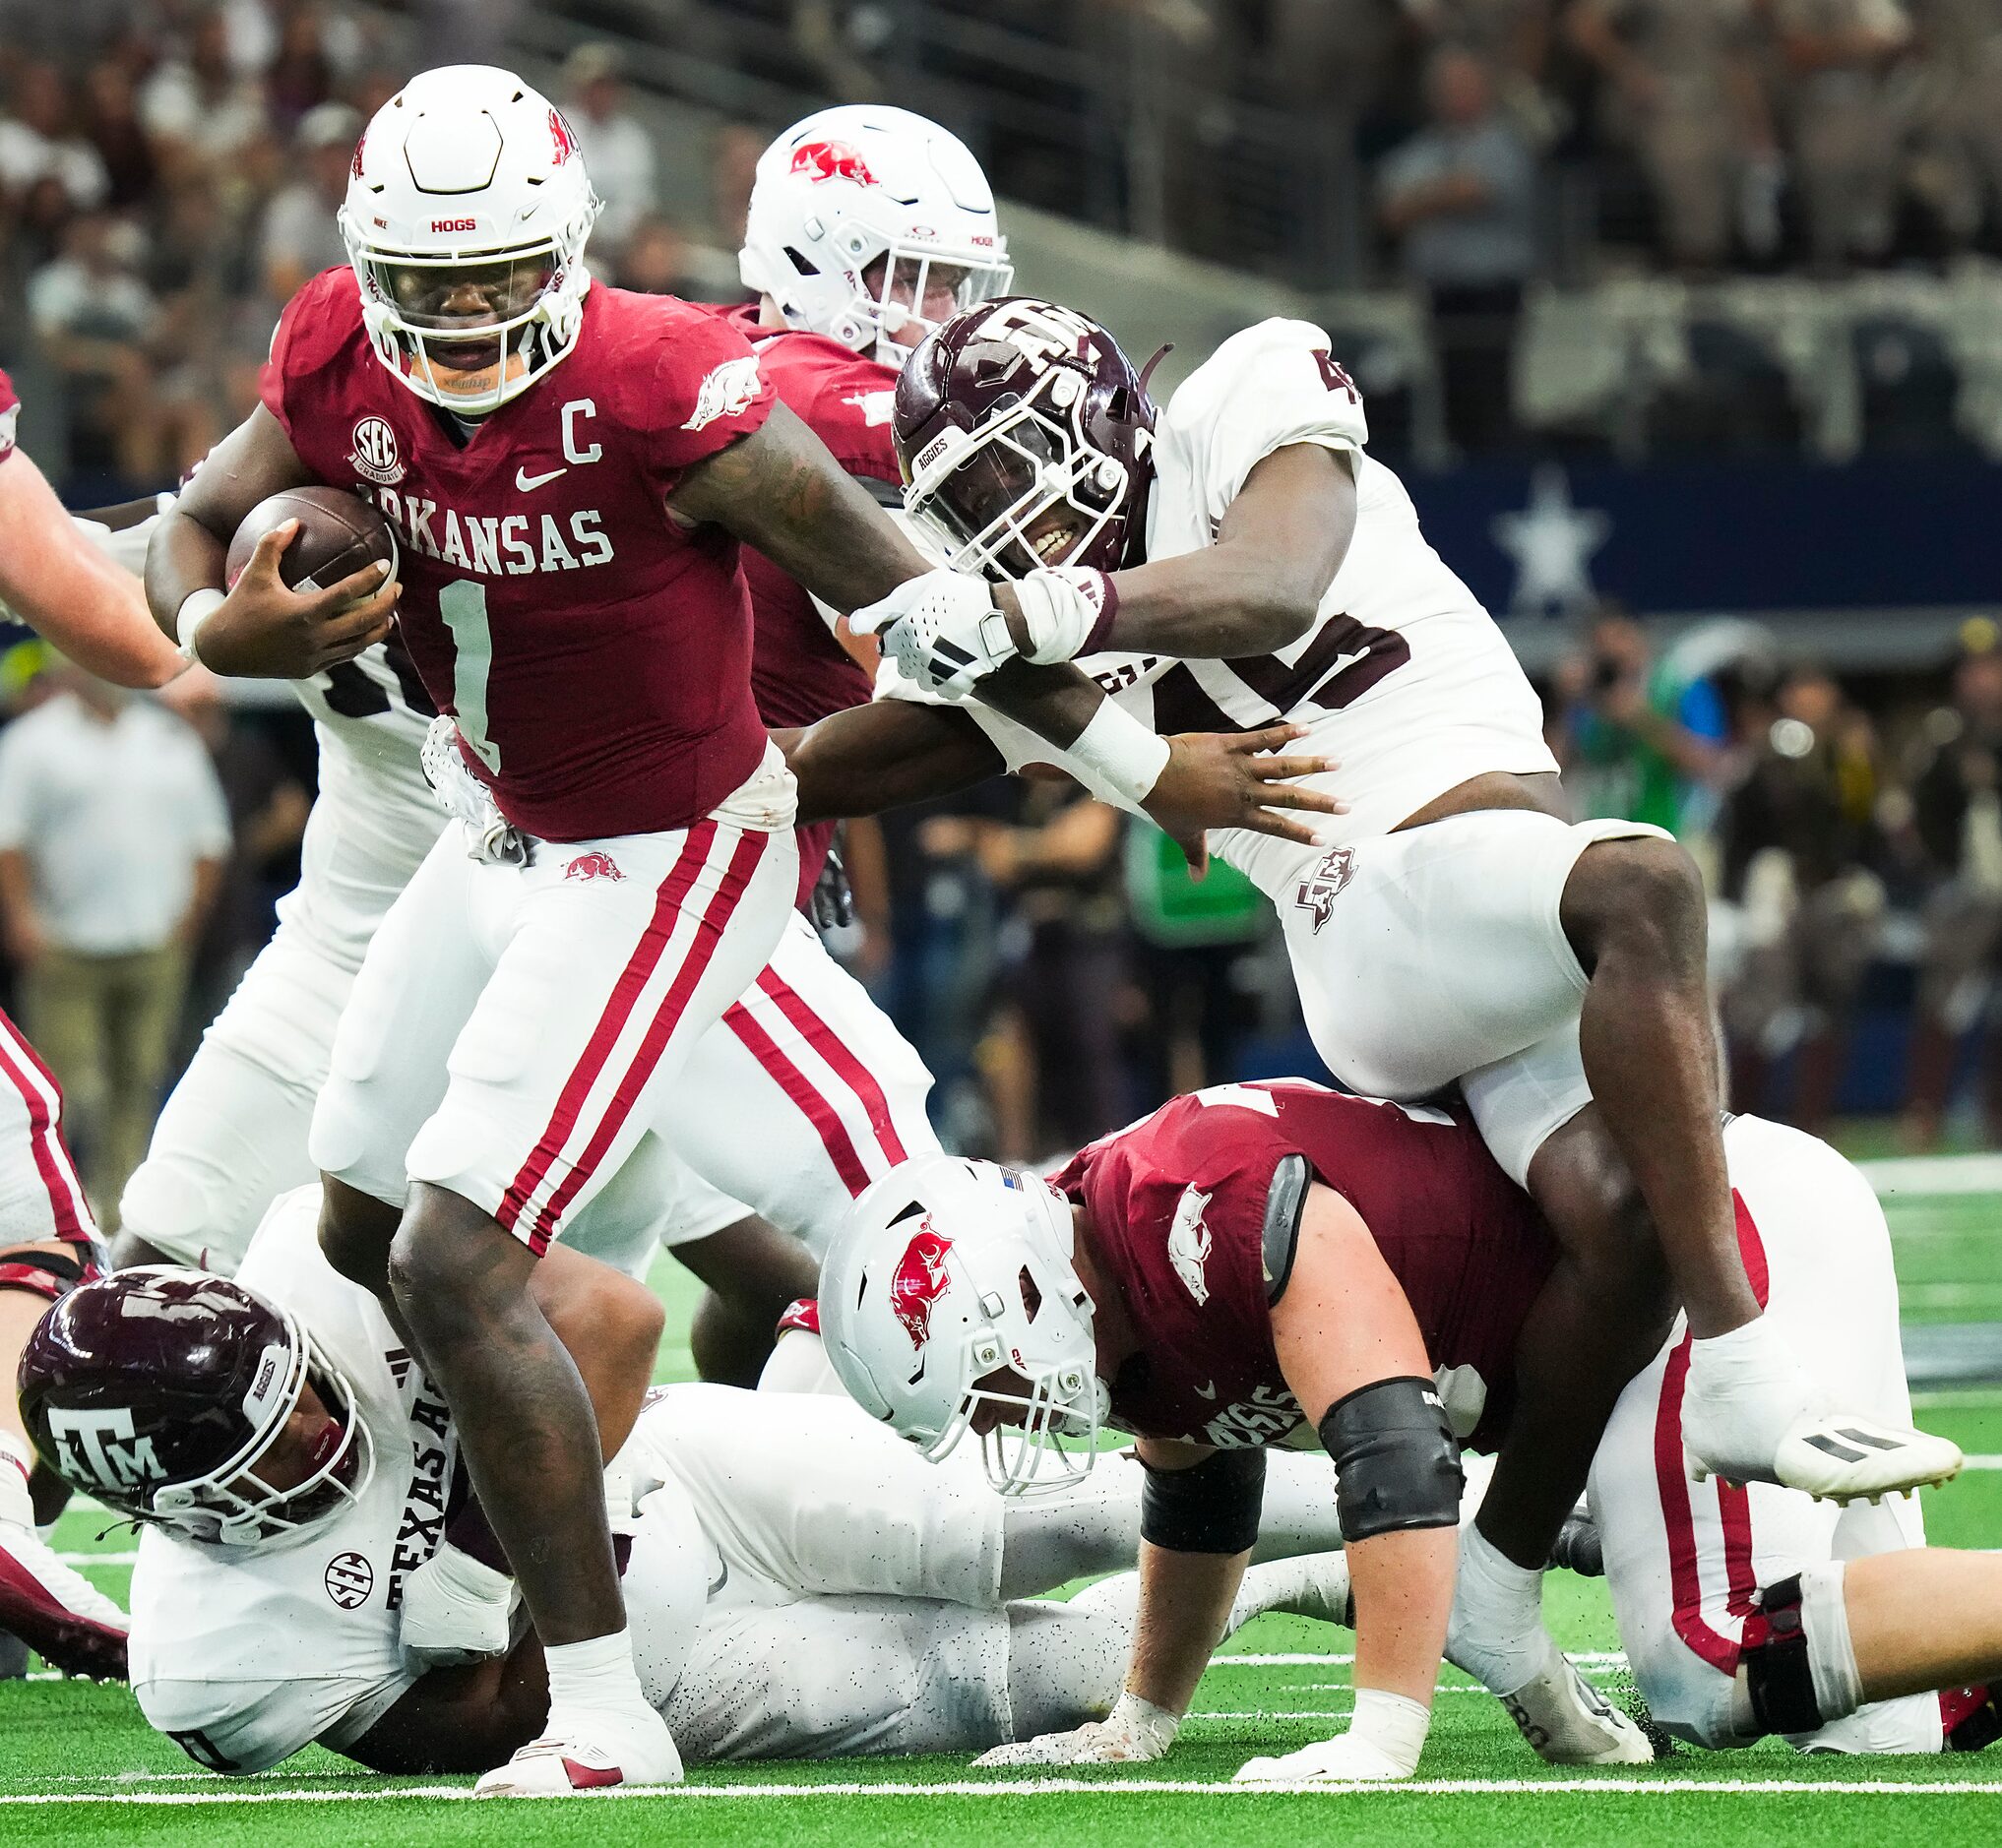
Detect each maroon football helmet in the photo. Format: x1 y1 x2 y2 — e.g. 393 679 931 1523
18 1269 373 1549
894 296 1157 579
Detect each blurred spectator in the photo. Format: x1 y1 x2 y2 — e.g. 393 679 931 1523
28 210 159 484
1379 47 1537 454
0 665 229 1228
1903 641 2002 1146
1404 0 1564 145
1718 665 1886 1133
712 122 766 251
1773 0 1915 268
612 213 705 298
564 43 657 259
1567 0 1782 270
1554 608 1731 834
259 100 359 303
79 58 158 210
0 60 111 214
140 6 269 182
929 787 1131 1162
156 666 309 1059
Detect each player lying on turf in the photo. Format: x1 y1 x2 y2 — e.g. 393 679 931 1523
819 1086 2002 1780
18 1186 1357 1773
787 296 1962 1674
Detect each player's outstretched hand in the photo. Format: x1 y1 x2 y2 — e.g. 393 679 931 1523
196 521 400 678
1233 1729 1415 1784
972 1692 1179 1767
1142 724 1345 876
399 1541 520 1670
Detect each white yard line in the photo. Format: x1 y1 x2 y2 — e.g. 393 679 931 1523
1211 1651 1630 1667
1858 1152 2002 1195
2 1777 1999 1805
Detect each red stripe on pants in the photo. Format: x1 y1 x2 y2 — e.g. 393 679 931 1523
1654 1187 1776 1673
723 1002 872 1197
524 829 771 1254
752 966 909 1170
0 1008 89 1243
498 824 719 1237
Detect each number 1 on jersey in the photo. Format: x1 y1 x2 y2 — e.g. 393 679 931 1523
440 580 500 772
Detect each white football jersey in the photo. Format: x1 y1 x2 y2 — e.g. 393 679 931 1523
963 319 1559 894
128 1189 456 1774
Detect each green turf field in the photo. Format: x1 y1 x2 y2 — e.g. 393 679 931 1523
4 1168 1999 1846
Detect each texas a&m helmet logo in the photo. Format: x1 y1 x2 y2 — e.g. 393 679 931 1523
1292 846 1355 935
39 1404 167 1494
890 1223 953 1351
790 140 876 187
349 415 404 486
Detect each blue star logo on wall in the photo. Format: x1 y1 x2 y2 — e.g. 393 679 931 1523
1491 465 1610 618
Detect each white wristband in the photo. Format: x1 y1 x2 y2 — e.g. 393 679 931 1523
1064 698 1171 812
1348 1688 1431 1777
1013 568 1112 664
175 587 226 662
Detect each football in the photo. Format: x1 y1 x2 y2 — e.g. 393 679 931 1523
224 485 398 593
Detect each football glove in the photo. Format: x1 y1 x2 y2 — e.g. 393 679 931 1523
972 1691 1178 1766
850 569 1013 700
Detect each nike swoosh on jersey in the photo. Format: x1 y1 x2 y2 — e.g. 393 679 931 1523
515 464 568 491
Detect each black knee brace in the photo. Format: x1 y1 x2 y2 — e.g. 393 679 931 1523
1140 1446 1268 1555
1319 1376 1462 1543
1741 1575 1823 1737
0 1247 90 1306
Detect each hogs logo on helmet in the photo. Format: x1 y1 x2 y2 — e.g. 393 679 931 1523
790 140 877 187
548 106 580 165
890 1224 953 1351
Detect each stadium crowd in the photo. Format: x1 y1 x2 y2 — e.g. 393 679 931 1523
1 1 2001 1205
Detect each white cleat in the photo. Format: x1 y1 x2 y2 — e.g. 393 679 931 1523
1745 1413 1961 1505
1497 1639 1655 1765
0 1517 128 1681
473 1706 682 1797
1234 1731 1413 1784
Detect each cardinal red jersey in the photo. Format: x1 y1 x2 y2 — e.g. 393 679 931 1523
719 304 895 903
0 367 19 459
1049 1080 1556 1451
261 270 776 841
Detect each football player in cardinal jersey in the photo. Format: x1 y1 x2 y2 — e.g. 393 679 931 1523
21 1186 1358 1774
807 298 1961 1674
150 70 1334 1793
820 1091 2002 1780
0 368 236 1679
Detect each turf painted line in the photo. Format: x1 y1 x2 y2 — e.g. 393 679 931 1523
1857 1152 2002 1195
1212 1651 1629 1668
4 1777 2002 1805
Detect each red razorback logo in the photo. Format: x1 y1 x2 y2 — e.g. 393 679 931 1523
790 140 876 187
564 852 624 883
890 1223 953 1351
349 130 366 180
549 106 580 165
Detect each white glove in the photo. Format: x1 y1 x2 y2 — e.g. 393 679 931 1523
1233 1729 1414 1784
971 1691 1179 1767
1234 1688 1429 1784
420 715 526 865
399 1542 520 1669
850 569 1013 699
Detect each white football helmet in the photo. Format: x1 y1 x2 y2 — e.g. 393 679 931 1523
819 1153 1106 1497
341 64 600 414
739 105 1013 363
